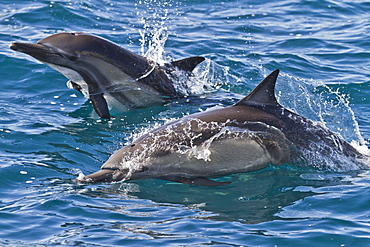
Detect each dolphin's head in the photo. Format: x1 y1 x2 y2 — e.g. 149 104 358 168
10 33 90 66
74 142 152 184
10 32 146 69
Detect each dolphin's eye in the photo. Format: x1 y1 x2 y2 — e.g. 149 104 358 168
138 167 148 172
70 33 76 36
68 55 77 61
130 143 136 147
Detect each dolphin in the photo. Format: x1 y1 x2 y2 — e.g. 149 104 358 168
10 32 205 118
74 70 365 186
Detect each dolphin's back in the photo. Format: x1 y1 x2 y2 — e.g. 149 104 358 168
234 70 363 163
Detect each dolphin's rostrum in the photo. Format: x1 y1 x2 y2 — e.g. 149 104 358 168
10 32 205 118
75 70 366 186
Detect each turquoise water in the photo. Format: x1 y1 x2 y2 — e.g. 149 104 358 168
2 0 370 246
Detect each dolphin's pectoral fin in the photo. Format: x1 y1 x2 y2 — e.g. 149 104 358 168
89 93 110 118
164 176 231 186
169 56 205 72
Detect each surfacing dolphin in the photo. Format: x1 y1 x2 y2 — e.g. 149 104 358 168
10 32 205 118
74 70 366 186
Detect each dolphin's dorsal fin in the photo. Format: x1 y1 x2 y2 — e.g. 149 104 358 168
234 69 280 107
169 56 205 72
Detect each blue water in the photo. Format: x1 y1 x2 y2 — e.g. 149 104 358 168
2 0 370 246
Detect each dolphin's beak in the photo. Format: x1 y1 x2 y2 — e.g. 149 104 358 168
74 168 123 184
10 42 61 63
10 42 50 56
10 41 78 64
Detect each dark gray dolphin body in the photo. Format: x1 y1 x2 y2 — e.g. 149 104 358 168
75 70 365 186
10 32 205 118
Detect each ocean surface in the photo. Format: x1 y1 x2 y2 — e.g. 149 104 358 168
1 0 370 246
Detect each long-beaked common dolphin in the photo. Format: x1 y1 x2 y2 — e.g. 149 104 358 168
75 70 365 186
10 32 205 118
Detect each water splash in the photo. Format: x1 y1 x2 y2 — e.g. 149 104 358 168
134 0 233 95
135 0 174 64
256 68 367 147
167 58 232 96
